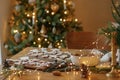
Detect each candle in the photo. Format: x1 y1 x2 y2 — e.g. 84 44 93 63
111 32 117 66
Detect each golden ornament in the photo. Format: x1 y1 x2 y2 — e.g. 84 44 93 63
40 24 47 34
106 32 119 77
14 33 21 43
51 3 59 12
52 27 56 34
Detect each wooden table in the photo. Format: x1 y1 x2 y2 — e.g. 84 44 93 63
5 70 120 80
7 47 120 80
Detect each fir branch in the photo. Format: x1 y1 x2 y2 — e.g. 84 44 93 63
111 0 120 17
112 11 120 24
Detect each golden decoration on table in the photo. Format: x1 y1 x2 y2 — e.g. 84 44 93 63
106 32 119 77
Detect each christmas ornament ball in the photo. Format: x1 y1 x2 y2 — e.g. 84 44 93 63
14 33 22 43
51 3 59 12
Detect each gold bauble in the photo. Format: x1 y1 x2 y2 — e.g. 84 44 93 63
51 3 59 12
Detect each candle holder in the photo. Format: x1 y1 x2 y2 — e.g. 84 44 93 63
106 32 119 77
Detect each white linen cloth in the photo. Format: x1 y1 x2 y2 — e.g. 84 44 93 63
100 49 120 64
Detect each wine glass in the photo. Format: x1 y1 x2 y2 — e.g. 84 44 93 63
70 50 100 78
79 54 100 77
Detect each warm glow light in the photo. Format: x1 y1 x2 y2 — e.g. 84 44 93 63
51 12 55 15
45 38 47 41
38 38 41 41
79 50 82 52
33 16 35 18
60 40 63 42
58 46 61 48
22 31 26 34
63 19 66 22
0 71 3 74
60 18 62 21
105 33 108 35
92 42 95 44
29 31 32 34
57 42 60 45
32 12 35 15
36 20 38 23
13 30 18 33
64 10 68 14
27 14 30 17
38 44 41 48
64 0 67 4
33 42 36 44
46 10 49 13
75 18 78 22
102 47 104 49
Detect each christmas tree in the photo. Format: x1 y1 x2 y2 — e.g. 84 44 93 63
5 0 82 54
